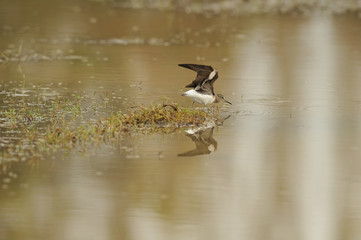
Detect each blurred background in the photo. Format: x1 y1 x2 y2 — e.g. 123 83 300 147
1 0 361 240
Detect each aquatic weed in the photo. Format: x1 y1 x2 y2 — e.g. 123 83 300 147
0 97 224 165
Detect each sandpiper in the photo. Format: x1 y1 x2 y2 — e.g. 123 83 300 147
179 63 232 106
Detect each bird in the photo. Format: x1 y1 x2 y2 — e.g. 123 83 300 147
179 63 232 106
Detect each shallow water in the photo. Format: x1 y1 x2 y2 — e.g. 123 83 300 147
1 1 361 240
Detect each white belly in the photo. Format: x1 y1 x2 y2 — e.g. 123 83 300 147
183 89 215 106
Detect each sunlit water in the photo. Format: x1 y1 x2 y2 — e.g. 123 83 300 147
1 1 361 240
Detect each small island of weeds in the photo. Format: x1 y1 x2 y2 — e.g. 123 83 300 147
0 96 224 166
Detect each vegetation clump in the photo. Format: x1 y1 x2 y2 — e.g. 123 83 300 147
0 96 222 165
117 104 215 128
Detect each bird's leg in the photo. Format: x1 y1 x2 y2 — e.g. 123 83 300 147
192 101 195 108
203 104 209 111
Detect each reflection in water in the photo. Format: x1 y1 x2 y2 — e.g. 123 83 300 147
178 126 218 157
178 114 230 157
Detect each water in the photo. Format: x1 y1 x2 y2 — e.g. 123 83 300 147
1 1 361 239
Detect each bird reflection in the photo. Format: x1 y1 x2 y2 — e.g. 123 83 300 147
178 114 231 157
177 126 218 157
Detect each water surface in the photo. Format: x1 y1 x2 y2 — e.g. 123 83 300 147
1 1 361 240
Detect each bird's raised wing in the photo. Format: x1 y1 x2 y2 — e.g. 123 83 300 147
178 64 218 89
198 81 215 95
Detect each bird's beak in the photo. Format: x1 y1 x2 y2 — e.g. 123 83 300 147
224 99 232 105
181 93 186 96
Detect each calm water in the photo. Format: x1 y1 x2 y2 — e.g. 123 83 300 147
1 1 361 240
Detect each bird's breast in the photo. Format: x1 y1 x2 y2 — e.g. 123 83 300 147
183 90 215 105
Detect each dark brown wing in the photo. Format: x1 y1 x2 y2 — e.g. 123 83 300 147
198 81 215 95
178 64 217 88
